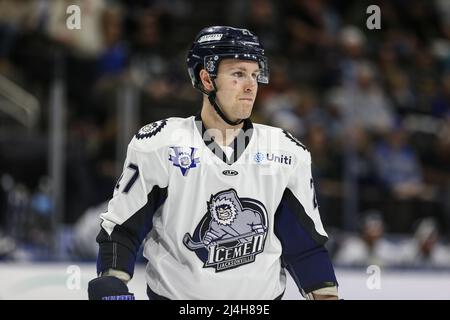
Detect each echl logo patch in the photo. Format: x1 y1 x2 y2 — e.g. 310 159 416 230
169 147 200 176
183 189 268 272
135 120 167 140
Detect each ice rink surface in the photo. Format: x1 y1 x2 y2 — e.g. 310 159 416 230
0 263 449 300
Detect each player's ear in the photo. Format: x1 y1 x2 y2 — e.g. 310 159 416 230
199 69 213 91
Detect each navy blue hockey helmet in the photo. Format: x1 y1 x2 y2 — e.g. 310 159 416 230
186 26 269 91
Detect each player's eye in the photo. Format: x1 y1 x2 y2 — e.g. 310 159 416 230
233 71 244 77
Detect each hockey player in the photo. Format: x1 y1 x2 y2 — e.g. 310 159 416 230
88 26 339 300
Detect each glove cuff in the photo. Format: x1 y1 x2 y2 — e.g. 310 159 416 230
102 268 131 283
88 275 135 300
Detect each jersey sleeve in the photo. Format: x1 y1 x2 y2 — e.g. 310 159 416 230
274 149 338 294
96 139 168 278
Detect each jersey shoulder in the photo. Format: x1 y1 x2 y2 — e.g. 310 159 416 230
129 116 194 152
253 122 311 162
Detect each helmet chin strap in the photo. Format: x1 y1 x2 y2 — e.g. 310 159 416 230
202 78 244 126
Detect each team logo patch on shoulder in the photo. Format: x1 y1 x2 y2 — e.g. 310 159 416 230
283 130 306 150
169 147 200 176
135 120 167 140
183 189 268 272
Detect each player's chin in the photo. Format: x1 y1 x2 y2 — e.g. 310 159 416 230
237 101 254 118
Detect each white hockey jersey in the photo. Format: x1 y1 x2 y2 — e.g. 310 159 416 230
97 115 334 299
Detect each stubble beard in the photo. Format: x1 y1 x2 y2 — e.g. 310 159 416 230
234 101 253 120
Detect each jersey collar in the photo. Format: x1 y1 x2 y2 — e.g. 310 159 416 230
194 113 253 165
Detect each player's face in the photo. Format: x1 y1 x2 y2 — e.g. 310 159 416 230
214 59 259 121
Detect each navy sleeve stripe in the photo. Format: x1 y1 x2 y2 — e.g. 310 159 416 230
275 188 337 293
282 188 328 245
96 185 168 277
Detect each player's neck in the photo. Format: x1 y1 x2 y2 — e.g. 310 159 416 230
201 106 244 146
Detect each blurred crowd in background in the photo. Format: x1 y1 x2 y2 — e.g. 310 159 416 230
0 0 450 269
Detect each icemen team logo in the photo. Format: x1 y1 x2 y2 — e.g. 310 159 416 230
183 189 268 272
169 147 200 176
136 120 167 139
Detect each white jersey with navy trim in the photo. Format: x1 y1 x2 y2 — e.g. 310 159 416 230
99 115 329 299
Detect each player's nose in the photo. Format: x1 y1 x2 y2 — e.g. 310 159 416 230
244 76 257 91
244 83 255 93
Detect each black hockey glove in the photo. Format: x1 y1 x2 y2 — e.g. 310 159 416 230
88 276 135 300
